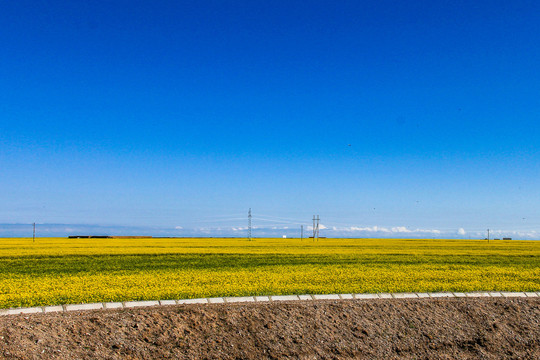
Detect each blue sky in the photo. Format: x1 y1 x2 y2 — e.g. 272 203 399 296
1 1 539 238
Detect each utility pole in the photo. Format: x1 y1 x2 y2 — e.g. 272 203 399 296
248 208 252 241
33 223 35 242
487 229 490 243
312 216 316 241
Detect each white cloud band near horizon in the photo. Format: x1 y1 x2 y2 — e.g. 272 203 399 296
1 223 538 240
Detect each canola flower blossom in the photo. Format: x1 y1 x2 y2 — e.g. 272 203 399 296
0 237 539 308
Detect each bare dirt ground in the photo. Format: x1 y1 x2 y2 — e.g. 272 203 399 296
1 298 539 359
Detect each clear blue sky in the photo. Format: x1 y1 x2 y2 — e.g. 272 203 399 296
1 1 539 238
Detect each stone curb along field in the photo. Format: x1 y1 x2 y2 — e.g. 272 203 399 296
1 291 539 316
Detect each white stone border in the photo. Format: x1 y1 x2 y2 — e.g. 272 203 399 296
1 292 538 316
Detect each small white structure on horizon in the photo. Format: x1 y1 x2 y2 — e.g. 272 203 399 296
282 235 287 238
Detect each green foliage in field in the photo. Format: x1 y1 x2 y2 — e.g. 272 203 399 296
0 237 539 308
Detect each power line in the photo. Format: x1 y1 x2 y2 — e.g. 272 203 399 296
251 217 298 224
254 214 308 224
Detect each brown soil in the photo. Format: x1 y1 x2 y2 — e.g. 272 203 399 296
1 298 539 359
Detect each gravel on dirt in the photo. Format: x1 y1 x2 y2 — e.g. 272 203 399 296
1 298 539 359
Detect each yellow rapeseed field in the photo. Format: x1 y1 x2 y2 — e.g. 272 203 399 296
0 237 539 308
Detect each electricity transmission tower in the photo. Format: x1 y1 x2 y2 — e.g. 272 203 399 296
312 215 320 241
317 215 321 241
248 208 252 241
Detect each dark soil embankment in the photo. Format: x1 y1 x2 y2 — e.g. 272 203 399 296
1 298 539 359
